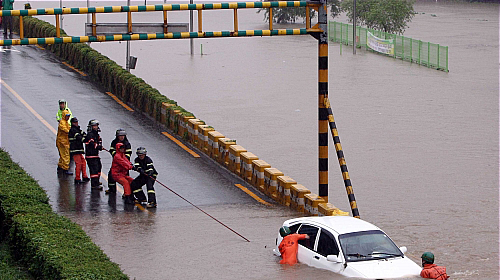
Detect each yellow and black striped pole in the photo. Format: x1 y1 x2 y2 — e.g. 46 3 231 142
324 98 360 218
315 0 329 203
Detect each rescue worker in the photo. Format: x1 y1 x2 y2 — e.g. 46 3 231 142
420 252 450 279
278 226 309 265
131 147 158 208
56 110 73 175
56 99 72 122
84 119 103 190
69 117 90 184
105 128 132 194
111 142 135 204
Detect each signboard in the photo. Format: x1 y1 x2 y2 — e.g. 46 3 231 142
85 23 189 36
367 31 394 55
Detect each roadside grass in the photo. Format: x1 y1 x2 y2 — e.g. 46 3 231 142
0 240 33 280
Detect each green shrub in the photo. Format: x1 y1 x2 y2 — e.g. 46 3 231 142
0 149 128 280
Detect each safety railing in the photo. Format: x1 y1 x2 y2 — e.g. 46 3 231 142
0 1 324 46
328 21 449 72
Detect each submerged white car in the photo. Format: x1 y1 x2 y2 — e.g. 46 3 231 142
273 216 422 279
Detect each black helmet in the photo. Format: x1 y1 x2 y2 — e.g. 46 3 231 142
116 128 127 137
88 119 99 126
136 147 147 155
87 119 100 132
70 117 79 123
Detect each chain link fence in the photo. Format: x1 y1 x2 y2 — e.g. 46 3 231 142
328 21 449 72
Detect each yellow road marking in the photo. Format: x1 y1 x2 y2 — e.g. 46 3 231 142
161 131 200 158
105 92 134 112
62 62 87 76
1 79 147 212
234 184 272 206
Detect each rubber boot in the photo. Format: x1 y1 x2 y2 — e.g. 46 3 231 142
124 195 135 205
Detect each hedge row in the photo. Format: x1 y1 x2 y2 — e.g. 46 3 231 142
0 149 128 280
13 16 189 122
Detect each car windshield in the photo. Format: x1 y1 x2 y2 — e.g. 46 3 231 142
339 230 402 262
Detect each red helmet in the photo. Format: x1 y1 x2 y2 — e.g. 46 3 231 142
116 143 124 150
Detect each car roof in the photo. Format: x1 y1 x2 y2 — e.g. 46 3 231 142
285 216 381 235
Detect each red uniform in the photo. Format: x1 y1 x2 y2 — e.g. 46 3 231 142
111 143 133 195
421 263 450 279
278 234 307 265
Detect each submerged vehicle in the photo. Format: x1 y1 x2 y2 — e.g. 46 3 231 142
273 216 422 279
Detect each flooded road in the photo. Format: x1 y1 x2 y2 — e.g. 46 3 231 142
2 0 499 279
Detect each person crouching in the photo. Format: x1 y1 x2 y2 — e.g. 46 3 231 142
131 147 158 208
111 142 135 204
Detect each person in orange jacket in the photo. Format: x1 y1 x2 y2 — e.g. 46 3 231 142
278 226 309 265
420 252 450 279
56 110 73 175
111 142 136 204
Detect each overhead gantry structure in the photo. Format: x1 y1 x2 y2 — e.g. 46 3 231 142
0 1 360 218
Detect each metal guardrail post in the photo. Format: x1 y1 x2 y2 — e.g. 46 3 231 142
418 40 421 64
427 41 430 68
163 10 168 33
233 8 238 33
198 10 202 32
446 46 449 72
437 44 440 70
55 14 60 37
19 16 24 39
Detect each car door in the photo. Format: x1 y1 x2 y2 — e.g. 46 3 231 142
296 224 320 265
310 229 344 273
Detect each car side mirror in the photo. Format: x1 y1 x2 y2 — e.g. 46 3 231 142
399 246 407 254
327 255 341 263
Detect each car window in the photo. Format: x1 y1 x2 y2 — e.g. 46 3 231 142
288 223 301 234
317 229 340 257
297 225 319 251
339 230 402 262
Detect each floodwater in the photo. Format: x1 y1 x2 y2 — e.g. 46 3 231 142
2 0 498 279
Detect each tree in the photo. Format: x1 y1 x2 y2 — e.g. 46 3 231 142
341 0 415 35
258 0 341 24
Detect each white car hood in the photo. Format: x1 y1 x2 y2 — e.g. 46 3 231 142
345 257 422 279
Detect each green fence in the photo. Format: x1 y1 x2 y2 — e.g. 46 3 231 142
328 21 449 72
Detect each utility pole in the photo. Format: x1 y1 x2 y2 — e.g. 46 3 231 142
60 0 63 31
353 0 356 54
126 0 131 71
190 0 194 55
317 0 329 203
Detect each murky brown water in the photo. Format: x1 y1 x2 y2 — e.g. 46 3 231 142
3 0 498 279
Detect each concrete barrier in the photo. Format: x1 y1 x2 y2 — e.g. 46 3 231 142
228 145 246 175
208 131 225 159
197 125 214 152
178 115 194 139
290 184 311 213
251 160 271 192
218 138 236 166
187 118 204 145
304 193 325 216
160 102 175 125
264 167 284 201
319 202 349 216
277 175 296 207
240 152 258 182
